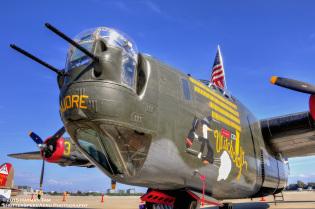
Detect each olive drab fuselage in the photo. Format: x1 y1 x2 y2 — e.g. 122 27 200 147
7 24 296 202
60 46 288 199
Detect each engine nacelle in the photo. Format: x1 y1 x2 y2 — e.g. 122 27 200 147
41 137 65 163
310 95 315 120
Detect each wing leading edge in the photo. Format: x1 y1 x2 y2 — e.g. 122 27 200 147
8 151 42 160
261 111 315 158
8 151 94 168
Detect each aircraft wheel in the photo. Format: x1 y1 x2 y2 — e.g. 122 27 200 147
145 203 173 209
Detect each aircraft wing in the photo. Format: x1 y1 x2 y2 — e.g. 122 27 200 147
8 151 42 160
8 151 94 168
260 111 315 158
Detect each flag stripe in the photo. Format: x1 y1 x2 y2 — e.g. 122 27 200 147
210 47 225 89
212 71 223 78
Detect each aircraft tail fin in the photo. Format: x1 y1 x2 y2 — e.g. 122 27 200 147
0 163 14 189
209 45 226 89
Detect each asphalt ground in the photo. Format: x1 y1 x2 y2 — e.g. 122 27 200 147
3 191 315 209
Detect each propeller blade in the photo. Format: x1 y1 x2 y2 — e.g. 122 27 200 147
29 131 44 145
51 127 66 140
39 159 45 192
270 76 315 94
47 127 66 144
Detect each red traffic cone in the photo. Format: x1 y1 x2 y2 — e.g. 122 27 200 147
62 192 67 202
31 194 34 200
260 196 266 202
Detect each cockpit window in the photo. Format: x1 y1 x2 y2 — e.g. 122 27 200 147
97 28 138 89
65 27 138 89
121 55 136 88
76 128 122 175
66 42 94 69
65 29 98 71
76 125 151 177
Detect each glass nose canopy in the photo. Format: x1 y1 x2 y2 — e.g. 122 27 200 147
66 27 138 88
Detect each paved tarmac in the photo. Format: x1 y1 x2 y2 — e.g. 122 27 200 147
3 191 315 209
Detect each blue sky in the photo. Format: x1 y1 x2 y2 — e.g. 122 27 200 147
1 0 315 192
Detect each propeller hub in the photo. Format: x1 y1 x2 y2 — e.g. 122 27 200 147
42 137 65 162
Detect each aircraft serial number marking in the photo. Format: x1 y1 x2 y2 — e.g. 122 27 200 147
214 130 248 180
209 102 240 124
193 86 240 117
60 95 89 113
189 77 237 109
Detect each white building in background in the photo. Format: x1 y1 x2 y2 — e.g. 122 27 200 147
17 186 33 194
127 188 135 194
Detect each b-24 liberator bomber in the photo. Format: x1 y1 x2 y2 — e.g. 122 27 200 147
9 23 315 209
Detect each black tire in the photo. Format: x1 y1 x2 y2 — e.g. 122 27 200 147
145 203 172 209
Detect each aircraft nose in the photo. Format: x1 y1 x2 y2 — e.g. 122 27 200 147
59 82 122 122
92 43 124 83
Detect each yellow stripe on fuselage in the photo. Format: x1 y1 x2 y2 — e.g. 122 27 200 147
210 95 239 117
212 111 242 132
194 86 240 117
209 102 240 124
189 77 237 109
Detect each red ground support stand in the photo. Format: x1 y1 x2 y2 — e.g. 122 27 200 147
141 190 175 206
200 175 206 206
101 193 104 203
31 194 34 200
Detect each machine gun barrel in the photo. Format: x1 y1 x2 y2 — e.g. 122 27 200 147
10 44 64 75
45 23 99 62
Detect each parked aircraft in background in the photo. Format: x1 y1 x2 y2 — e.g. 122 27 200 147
0 163 20 205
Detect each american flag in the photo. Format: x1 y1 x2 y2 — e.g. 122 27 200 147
210 46 226 89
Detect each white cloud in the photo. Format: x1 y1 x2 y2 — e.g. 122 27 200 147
144 1 162 14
